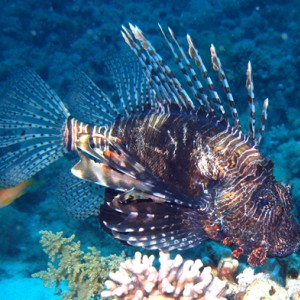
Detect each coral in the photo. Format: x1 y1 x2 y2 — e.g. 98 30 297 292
241 277 288 299
101 251 233 299
285 254 300 299
102 251 300 300
32 230 125 300
235 267 289 299
236 267 265 290
33 232 300 300
217 257 239 282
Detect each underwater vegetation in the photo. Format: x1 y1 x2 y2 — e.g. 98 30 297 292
34 231 300 300
32 231 125 300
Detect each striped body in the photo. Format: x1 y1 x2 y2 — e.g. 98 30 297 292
64 105 299 266
110 110 260 198
64 109 261 200
108 109 264 246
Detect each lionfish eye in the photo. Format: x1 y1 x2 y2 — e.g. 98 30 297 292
258 193 274 208
260 198 270 206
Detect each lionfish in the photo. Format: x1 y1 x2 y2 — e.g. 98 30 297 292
0 24 299 266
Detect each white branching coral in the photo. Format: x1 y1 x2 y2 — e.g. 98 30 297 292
101 251 231 300
236 267 265 290
33 232 300 299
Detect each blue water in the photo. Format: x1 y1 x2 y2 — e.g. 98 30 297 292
0 0 299 299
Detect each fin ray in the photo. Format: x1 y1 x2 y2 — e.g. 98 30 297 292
57 162 104 220
100 198 208 251
68 71 118 125
106 51 156 114
0 68 69 187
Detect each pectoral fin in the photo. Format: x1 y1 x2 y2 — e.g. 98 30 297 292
73 133 209 211
72 152 152 192
100 197 209 251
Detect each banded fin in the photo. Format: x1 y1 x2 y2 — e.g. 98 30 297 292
0 68 70 187
72 134 209 210
122 24 269 143
210 44 240 128
71 152 155 193
68 52 155 125
74 134 152 182
246 61 269 143
57 162 104 220
100 197 209 251
122 24 194 109
68 71 119 125
106 51 156 114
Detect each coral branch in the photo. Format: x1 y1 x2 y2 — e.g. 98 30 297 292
101 251 231 299
32 230 125 300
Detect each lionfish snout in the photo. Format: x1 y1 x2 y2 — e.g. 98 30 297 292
268 210 300 257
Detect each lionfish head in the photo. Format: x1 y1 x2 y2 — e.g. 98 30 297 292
251 178 300 257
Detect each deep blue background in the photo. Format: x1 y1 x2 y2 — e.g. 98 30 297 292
0 0 299 298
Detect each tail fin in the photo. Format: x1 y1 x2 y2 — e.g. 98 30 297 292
0 68 70 187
